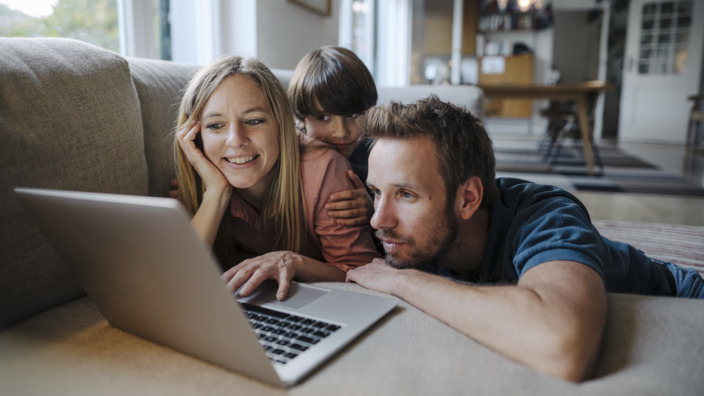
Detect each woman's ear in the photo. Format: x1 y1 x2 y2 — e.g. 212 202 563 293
456 176 483 220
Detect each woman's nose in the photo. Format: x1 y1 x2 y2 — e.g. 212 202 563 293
226 124 248 147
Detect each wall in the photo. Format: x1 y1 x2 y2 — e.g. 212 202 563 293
170 0 338 69
256 1 340 70
552 10 590 83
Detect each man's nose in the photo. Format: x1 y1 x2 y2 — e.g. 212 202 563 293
370 195 395 230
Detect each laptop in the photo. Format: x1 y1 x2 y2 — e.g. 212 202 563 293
15 187 396 387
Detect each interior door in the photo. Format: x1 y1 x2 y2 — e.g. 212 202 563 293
618 0 704 143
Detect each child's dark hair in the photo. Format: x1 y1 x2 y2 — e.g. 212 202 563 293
289 46 377 118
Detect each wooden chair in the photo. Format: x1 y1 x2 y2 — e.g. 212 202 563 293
538 99 603 173
687 94 704 151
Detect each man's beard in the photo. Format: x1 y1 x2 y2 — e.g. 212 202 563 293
377 200 458 269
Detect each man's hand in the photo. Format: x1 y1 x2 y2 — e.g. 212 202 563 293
345 258 401 295
221 251 303 300
325 170 374 226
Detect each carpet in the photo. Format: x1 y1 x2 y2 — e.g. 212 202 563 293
593 220 704 276
494 140 704 197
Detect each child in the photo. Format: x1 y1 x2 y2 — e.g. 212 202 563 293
288 46 378 227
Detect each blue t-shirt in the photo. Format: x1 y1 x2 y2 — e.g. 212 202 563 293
426 178 673 295
348 138 371 183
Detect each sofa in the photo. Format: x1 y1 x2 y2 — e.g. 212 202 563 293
1 38 703 395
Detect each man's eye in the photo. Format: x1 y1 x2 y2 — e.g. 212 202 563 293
348 113 360 119
400 191 413 199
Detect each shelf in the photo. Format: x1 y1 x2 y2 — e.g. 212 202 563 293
478 11 537 32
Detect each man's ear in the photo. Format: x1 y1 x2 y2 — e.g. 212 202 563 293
456 176 483 221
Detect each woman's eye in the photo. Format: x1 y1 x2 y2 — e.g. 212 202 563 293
246 119 264 126
206 122 224 130
316 115 330 122
348 113 360 119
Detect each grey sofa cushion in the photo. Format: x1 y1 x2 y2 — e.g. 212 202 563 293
0 38 147 329
127 58 198 198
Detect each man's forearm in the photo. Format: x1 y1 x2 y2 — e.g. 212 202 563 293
388 263 606 382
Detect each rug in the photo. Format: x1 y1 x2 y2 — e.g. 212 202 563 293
593 220 704 276
494 140 704 197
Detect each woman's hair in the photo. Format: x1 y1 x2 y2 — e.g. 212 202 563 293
174 56 305 266
359 95 500 209
288 46 377 118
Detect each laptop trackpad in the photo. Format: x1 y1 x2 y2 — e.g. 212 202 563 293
238 280 327 310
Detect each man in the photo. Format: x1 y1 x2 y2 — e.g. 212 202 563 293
345 95 704 383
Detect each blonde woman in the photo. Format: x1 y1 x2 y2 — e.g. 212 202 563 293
175 56 379 300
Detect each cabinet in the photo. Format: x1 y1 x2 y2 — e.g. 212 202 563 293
478 53 534 118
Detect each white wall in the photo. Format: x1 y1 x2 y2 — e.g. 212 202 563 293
256 1 340 70
170 0 339 69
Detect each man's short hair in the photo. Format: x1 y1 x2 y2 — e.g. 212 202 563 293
360 95 499 209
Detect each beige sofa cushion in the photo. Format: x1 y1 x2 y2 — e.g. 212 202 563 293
2 285 703 395
0 38 147 329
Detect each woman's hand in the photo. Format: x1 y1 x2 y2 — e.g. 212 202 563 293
325 170 374 226
221 251 304 300
176 121 229 193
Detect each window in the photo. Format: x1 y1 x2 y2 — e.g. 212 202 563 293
0 0 171 60
638 0 693 75
339 0 412 87
0 0 120 53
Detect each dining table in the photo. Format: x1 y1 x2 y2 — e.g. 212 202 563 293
477 80 613 176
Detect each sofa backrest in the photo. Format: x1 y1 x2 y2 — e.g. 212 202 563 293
0 38 151 329
127 58 198 198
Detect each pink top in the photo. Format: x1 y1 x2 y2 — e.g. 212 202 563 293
229 147 379 271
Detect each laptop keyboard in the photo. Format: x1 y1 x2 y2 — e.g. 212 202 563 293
241 302 341 365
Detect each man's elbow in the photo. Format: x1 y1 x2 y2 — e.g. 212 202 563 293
547 358 594 383
536 336 600 383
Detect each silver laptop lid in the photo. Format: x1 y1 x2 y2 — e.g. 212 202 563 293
15 187 283 386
